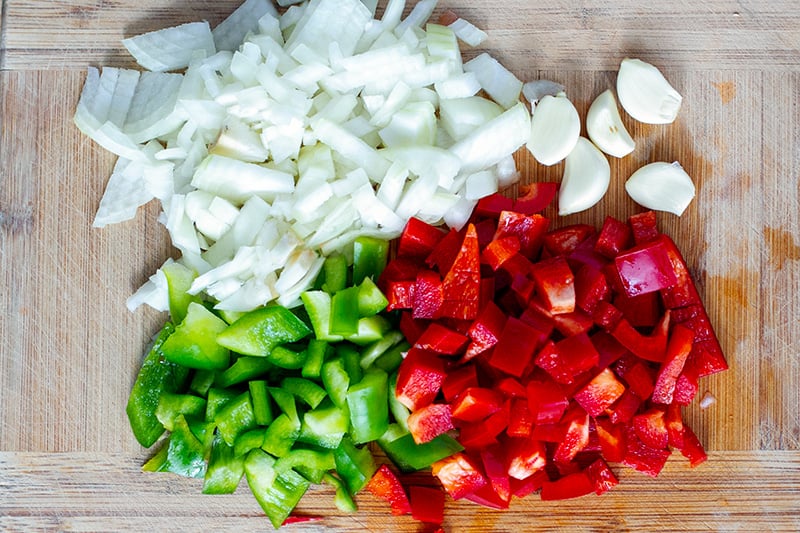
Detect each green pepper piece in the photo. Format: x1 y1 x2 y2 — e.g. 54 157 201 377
249 380 274 426
261 414 300 457
321 358 350 409
352 236 389 285
344 315 392 346
281 377 327 409
161 302 230 370
215 391 257 447
301 339 329 379
337 344 363 385
269 387 299 425
245 449 310 530
275 448 336 484
234 428 266 457
215 356 273 388
374 341 410 374
299 403 348 450
161 415 207 479
388 372 410 431
162 261 200 325
126 323 190 447
333 436 376 495
203 434 245 494
378 427 463 473
357 276 389 316
359 330 405 370
155 392 206 432
266 345 307 369
330 285 360 336
322 472 358 513
187 419 216 457
347 369 389 444
216 306 311 356
142 440 169 472
322 254 348 294
300 291 344 342
189 369 216 397
205 387 239 422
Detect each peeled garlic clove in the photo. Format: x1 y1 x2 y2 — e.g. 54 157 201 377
558 137 611 216
616 58 682 124
625 161 695 216
586 89 635 158
527 93 580 166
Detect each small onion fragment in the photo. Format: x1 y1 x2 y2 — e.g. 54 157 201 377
625 161 696 216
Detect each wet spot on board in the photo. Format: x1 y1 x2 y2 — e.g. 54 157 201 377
712 81 736 105
763 227 800 270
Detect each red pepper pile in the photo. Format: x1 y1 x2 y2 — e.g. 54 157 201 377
370 190 727 518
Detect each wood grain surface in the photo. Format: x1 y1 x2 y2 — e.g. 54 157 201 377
1 1 799 531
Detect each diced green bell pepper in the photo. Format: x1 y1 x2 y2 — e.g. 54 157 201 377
321 358 350 409
281 377 327 409
346 369 389 444
214 391 256 446
357 277 389 316
388 372 411 431
269 387 299 425
337 344 363 385
234 428 266 457
215 356 273 388
374 341 409 374
322 472 357 513
330 285 360 336
266 345 307 369
300 291 343 342
161 302 230 370
248 380 274 426
275 448 335 484
352 236 389 285
203 434 244 494
189 369 216 397
205 388 239 423
378 426 463 473
216 306 311 356
333 436 376 495
299 403 348 449
261 414 300 458
322 254 348 294
359 330 405 370
247 456 310 529
157 415 207 479
161 261 199 325
345 315 392 346
301 339 329 379
155 392 206 432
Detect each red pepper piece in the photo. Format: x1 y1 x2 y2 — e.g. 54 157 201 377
464 482 511 510
494 211 549 259
527 377 569 424
409 485 445 525
592 300 624 330
628 210 659 245
591 331 628 369
441 364 479 402
552 310 595 337
530 422 565 442
619 361 656 400
458 401 510 450
543 224 596 257
399 311 428 345
610 310 670 363
475 193 514 218
567 235 609 273
622 426 671 477
497 377 527 398
281 516 323 526
378 257 420 289
463 301 507 362
398 217 446 260
513 182 559 214
395 348 447 411
540 471 595 500
651 323 694 404
574 368 626 417
665 402 685 449
426 227 465 273
510 468 549 498
690 338 728 377
407 403 455 444
608 390 642 425
450 387 504 423
633 407 669 449
474 218 498 249
489 317 545 378
482 236 521 270
575 264 611 315
366 464 412 516
614 237 680 297
507 397 534 437
519 302 556 339
415 323 469 355
530 256 576 315
614 291 661 328
431 452 488 500
385 280 416 311
479 276 495 310
680 424 708 467
510 273 537 305
440 224 481 321
595 216 633 259
658 234 702 309
673 362 700 405
585 457 619 495
413 269 443 319
595 417 626 462
480 445 511 504
553 404 590 464
505 437 547 480
535 332 599 385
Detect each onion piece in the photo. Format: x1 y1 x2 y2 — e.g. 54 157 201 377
448 17 488 47
213 0 278 52
463 53 523 109
123 22 216 72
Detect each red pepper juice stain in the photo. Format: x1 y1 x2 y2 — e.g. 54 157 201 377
762 226 800 271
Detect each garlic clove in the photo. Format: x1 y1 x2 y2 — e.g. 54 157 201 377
625 161 696 216
586 89 636 158
527 93 580 166
616 58 682 124
558 137 611 216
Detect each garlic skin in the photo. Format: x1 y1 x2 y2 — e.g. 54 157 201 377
558 137 611 216
616 58 682 124
586 89 635 158
625 161 696 216
527 93 580 166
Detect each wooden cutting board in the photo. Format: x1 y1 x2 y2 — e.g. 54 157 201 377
2 1 799 530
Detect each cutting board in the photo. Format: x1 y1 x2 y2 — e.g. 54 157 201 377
2 1 799 530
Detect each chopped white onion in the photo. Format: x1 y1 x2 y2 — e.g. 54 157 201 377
123 22 216 72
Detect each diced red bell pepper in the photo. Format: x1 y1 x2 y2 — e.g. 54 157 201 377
281 516 323 526
595 417 626 463
575 264 611 315
543 224 596 257
574 368 626 417
505 437 547 480
407 403 455 444
510 271 537 304
366 464 412 516
658 234 703 309
595 216 633 259
398 217 446 260
386 280 415 311
510 468 549 498
475 193 514 218
409 485 445 525
687 338 729 378
497 377 527 398
440 224 481 321
680 424 708 467
395 348 446 411
610 310 670 363
633 407 669 450
399 311 427 345
553 404 590 464
513 182 559 215
450 387 504 423
619 361 656 400
651 323 694 404
614 291 661 328
608 390 643 425
592 331 628 369
482 236 521 270
552 310 595 337
622 426 671 477
473 218 498 249
585 457 619 495
480 445 511 504
379 257 420 289
489 317 545 378
426 227 465 273
567 236 608 273
415 323 469 355
507 397 534 438
540 472 595 500
673 359 701 405
431 452 488 500
463 301 507 362
530 256 576 315
464 482 511 510
458 402 510 450
614 238 680 297
530 422 565 442
535 332 599 385
628 210 659 245
593 300 624 330
665 402 685 449
494 211 549 259
413 269 443 319
527 377 569 424
441 364 479 403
